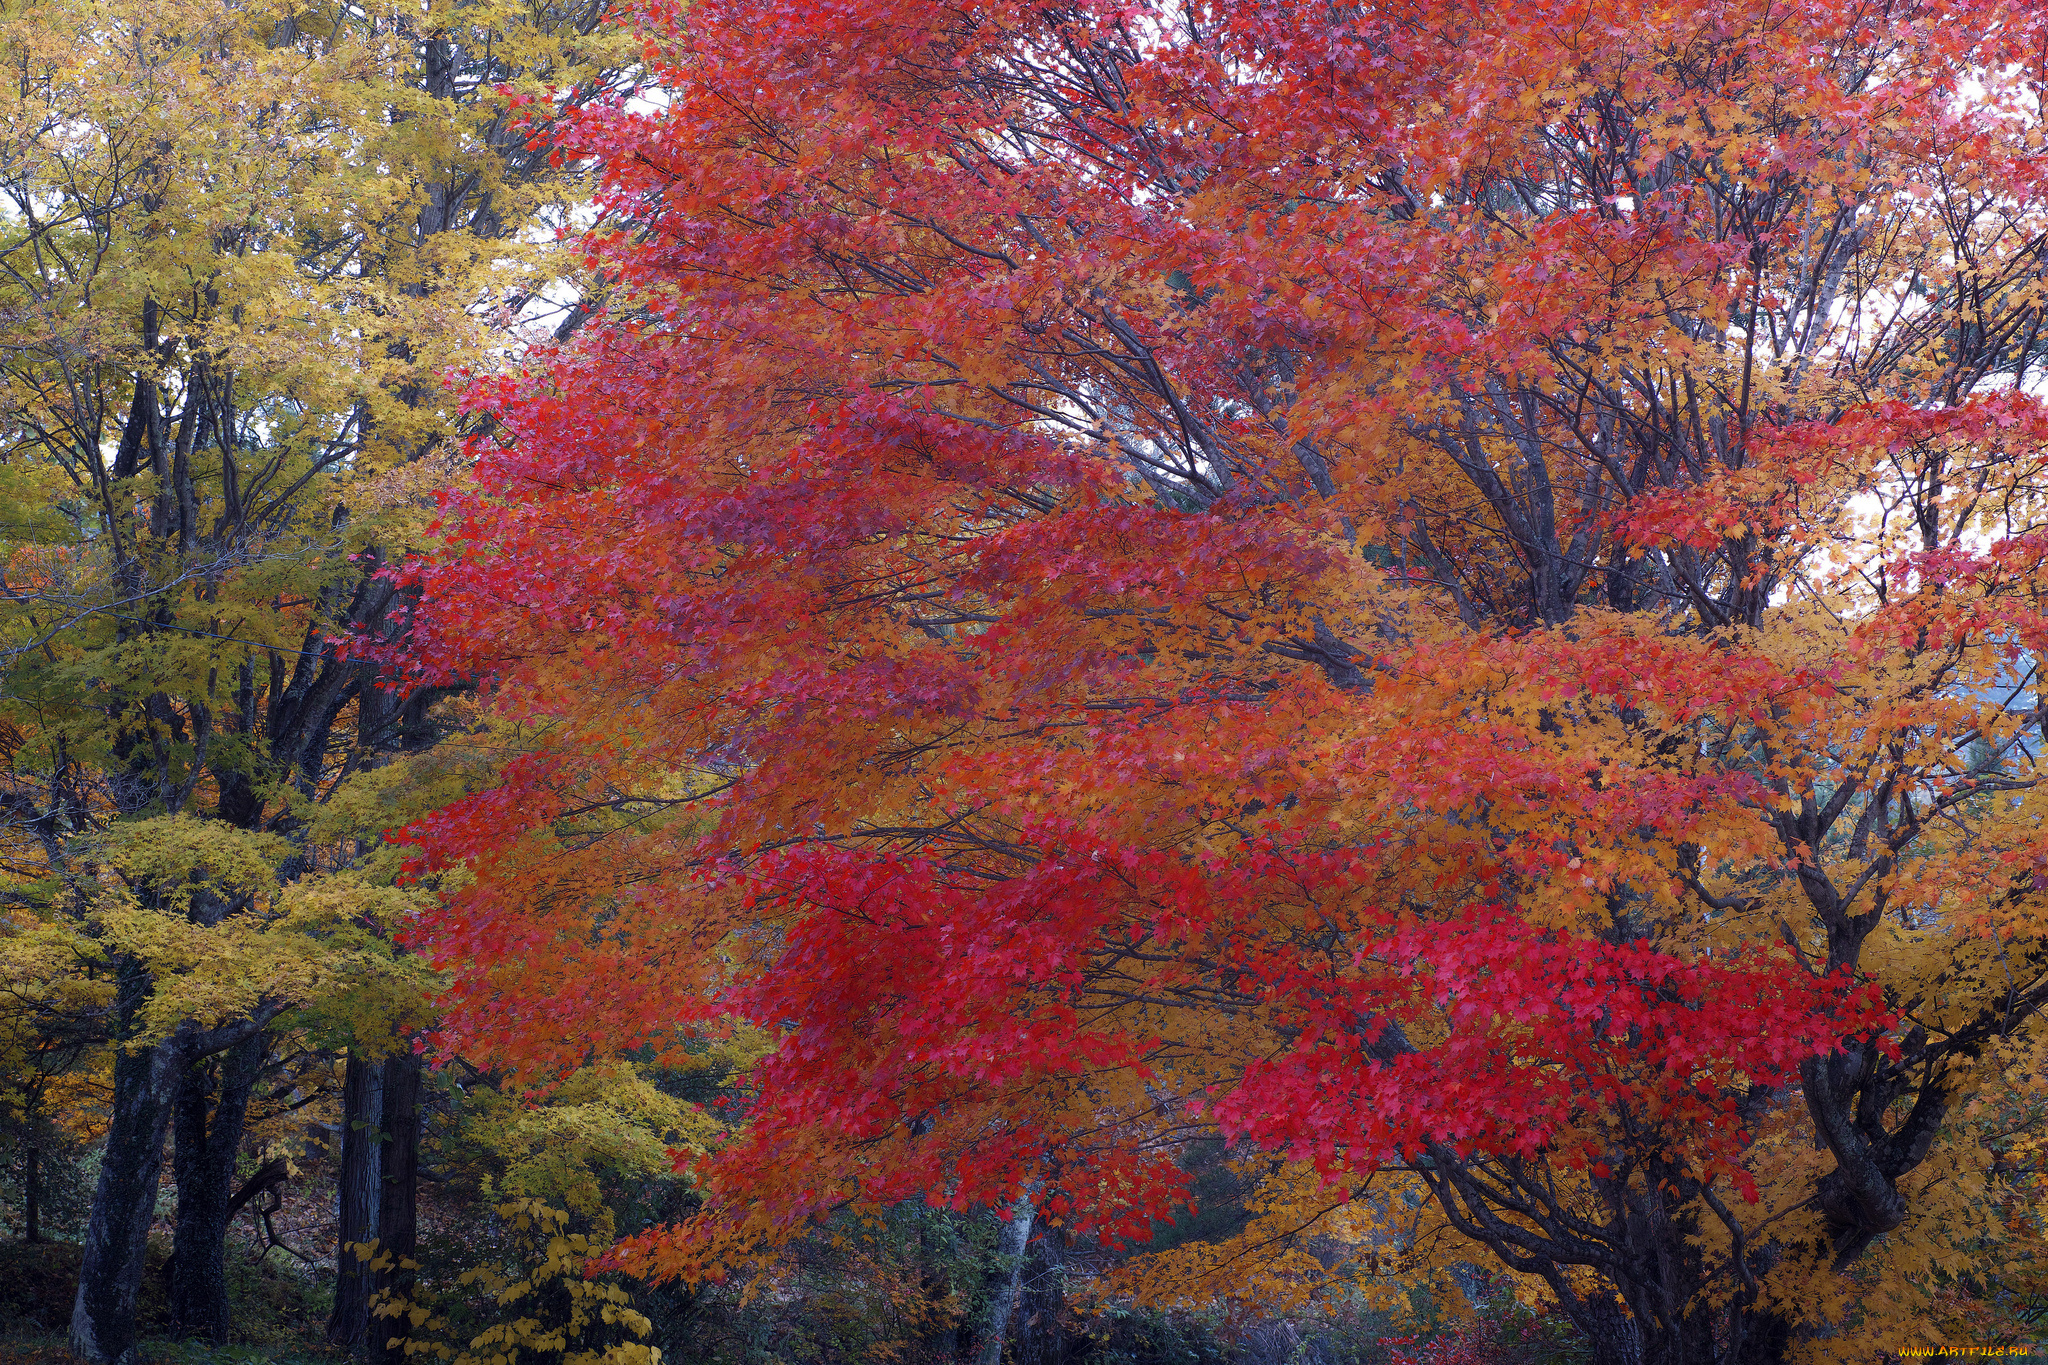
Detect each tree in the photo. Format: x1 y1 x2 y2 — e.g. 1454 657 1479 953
0 994 104 1247
0 0 631 1358
391 1 2048 1361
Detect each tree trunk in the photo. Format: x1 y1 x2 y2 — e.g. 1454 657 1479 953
1578 1296 1643 1365
1015 1219 1067 1365
1727 1308 1795 1365
327 1048 384 1354
22 1130 40 1243
371 1049 421 1365
71 960 276 1365
166 1031 266 1343
976 1193 1035 1365
71 968 180 1365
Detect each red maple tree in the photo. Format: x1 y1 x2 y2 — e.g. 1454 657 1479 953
383 1 2048 1359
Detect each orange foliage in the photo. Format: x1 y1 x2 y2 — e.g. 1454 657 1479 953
380 1 2048 1357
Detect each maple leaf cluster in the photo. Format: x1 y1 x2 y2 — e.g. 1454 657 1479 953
375 0 2048 1353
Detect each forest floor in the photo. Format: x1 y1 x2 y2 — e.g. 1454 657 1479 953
0 1240 340 1365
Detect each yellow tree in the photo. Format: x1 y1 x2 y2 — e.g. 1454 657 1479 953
0 0 633 1358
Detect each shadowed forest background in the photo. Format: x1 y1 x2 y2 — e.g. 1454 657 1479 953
6 1 2048 1363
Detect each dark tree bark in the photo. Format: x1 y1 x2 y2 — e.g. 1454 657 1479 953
327 1049 384 1354
1577 1296 1643 1365
166 1031 267 1343
370 1049 421 1365
70 966 178 1365
71 963 275 1365
21 1131 40 1243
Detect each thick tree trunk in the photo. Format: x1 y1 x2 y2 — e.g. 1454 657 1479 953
976 1193 1035 1365
71 960 276 1365
70 971 183 1365
1578 1296 1642 1365
327 1049 384 1354
371 1049 421 1365
166 1031 266 1343
1582 1291 1801 1365
1726 1308 1794 1365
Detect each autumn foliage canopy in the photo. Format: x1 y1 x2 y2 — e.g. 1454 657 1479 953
385 0 2048 1355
